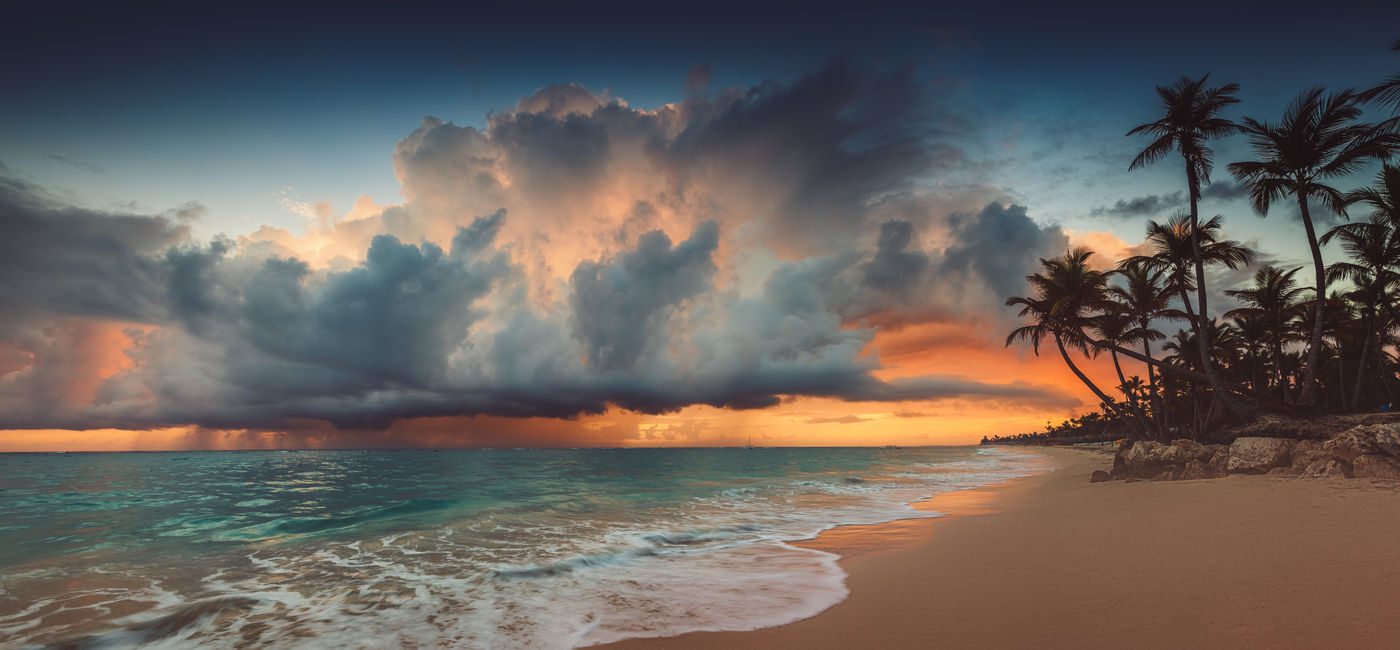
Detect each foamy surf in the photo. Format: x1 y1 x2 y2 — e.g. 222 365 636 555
0 447 1051 648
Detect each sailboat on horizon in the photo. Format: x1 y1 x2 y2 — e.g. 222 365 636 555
745 434 754 450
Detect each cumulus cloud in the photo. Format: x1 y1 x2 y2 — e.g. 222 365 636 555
0 62 1083 434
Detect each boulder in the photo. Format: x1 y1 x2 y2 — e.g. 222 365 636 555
1171 439 1206 460
1110 465 1129 480
1290 439 1323 460
1118 441 1191 479
1180 459 1211 480
1090 470 1112 483
1351 454 1400 479
1228 437 1297 474
1325 424 1400 463
1206 447 1230 477
1290 448 1332 474
1113 440 1131 474
1267 466 1295 476
1300 458 1352 479
1152 468 1180 481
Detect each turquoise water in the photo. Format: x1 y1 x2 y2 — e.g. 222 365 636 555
0 446 1049 648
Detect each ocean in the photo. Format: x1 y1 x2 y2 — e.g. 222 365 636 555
0 446 1050 648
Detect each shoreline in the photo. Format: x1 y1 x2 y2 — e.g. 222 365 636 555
597 447 1067 649
601 447 1400 649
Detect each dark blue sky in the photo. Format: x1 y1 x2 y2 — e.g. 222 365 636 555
3 1 1398 241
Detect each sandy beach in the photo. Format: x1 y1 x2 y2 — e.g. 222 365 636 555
602 447 1400 649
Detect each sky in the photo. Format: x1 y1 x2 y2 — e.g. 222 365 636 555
2 0 1399 450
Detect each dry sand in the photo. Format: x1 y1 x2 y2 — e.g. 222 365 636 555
601 447 1400 649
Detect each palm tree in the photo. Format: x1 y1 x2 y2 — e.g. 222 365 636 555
1345 164 1400 227
1007 248 1147 438
1228 88 1398 406
1127 74 1244 413
1124 213 1256 326
1107 262 1181 435
1090 305 1155 435
1160 319 1239 435
1357 39 1400 124
1225 266 1308 402
1340 164 1400 404
1232 312 1279 396
1322 216 1400 407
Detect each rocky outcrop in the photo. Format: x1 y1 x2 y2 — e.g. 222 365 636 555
1090 470 1111 483
1099 423 1400 483
1227 437 1296 474
1325 425 1400 462
1113 440 1226 481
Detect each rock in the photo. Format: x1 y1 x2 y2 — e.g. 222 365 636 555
1267 466 1295 476
1118 442 1159 479
1180 459 1211 480
1110 465 1128 480
1300 458 1352 479
1290 439 1323 460
1113 441 1130 474
1351 454 1400 479
1125 477 1143 483
1171 439 1205 459
1206 447 1229 477
1325 424 1400 463
1090 470 1112 483
1228 437 1297 474
1291 449 1331 474
1152 468 1180 481
1118 441 1191 479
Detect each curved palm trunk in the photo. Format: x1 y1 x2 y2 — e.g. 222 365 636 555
1296 194 1327 407
1111 349 1157 440
1055 335 1147 440
1186 164 1247 421
1142 327 1165 438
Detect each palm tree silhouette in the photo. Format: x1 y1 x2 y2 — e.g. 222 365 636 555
1357 39 1400 125
1128 74 1244 415
1227 88 1397 406
1107 262 1182 436
1338 164 1400 404
1006 248 1146 437
1225 266 1308 402
1123 213 1255 328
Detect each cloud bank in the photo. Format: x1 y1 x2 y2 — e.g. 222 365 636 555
0 62 1081 434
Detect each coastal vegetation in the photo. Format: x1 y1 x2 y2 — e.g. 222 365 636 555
1002 40 1400 443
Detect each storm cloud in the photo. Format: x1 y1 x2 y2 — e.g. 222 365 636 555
0 62 1081 434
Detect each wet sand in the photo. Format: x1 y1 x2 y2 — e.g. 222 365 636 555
601 447 1400 649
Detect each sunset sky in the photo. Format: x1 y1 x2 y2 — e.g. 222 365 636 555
3 1 1399 450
